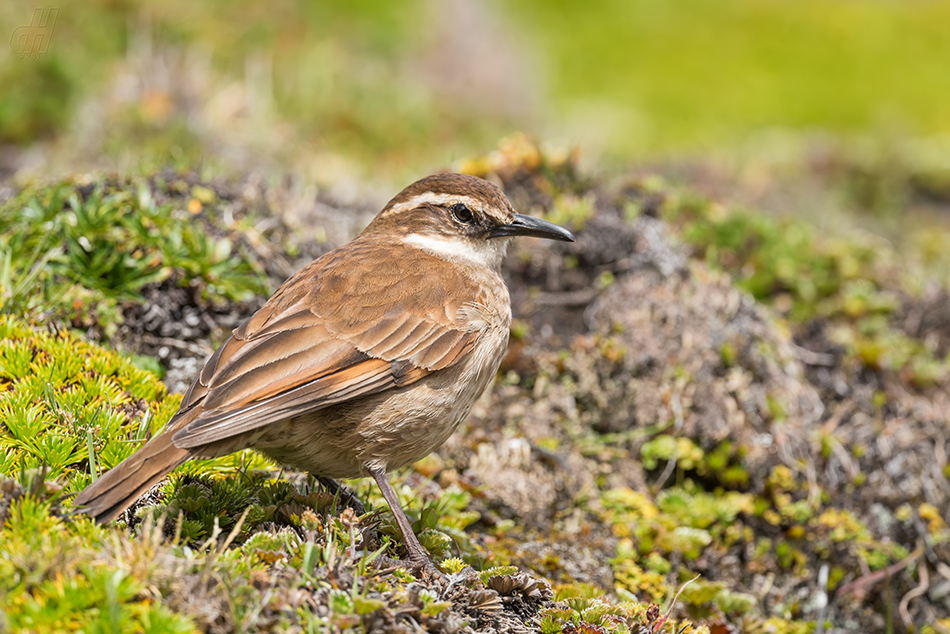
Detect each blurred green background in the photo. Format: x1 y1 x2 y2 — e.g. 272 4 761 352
2 0 950 185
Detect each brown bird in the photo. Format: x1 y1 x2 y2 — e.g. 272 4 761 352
74 173 574 574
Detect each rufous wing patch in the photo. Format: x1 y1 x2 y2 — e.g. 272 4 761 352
169 236 490 450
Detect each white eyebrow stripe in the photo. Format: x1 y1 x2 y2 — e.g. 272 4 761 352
381 193 483 217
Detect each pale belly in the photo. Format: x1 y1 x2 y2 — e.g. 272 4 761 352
248 327 507 478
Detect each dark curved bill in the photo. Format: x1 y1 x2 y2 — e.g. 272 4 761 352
489 213 576 242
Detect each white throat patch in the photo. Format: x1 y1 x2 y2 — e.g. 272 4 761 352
402 234 509 268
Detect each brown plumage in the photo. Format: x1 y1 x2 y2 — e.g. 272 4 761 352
73 173 574 574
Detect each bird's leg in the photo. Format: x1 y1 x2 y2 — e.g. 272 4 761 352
315 475 366 516
369 466 441 578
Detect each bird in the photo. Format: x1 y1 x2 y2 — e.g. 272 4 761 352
73 172 575 575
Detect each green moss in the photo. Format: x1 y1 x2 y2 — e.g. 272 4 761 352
0 497 197 633
661 182 950 392
540 597 701 634
602 486 758 613
720 342 737 367
546 193 595 232
0 316 180 488
0 178 269 336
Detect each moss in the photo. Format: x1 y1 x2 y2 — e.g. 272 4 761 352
720 342 737 368
755 617 819 634
0 316 180 488
0 497 197 633
0 314 596 631
661 181 950 392
918 503 947 534
540 597 707 634
922 619 950 634
6 148 947 630
814 508 870 543
0 177 270 337
611 555 668 602
602 486 757 613
546 193 596 233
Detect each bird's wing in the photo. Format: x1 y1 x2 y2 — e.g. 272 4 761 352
171 239 490 449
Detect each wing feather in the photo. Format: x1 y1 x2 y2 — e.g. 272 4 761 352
174 358 393 448
169 237 492 450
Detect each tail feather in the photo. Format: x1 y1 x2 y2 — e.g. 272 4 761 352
74 427 191 524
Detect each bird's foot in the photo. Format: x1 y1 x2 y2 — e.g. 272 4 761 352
315 476 366 515
372 553 445 582
408 556 445 581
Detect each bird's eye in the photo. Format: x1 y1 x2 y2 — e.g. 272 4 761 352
451 203 473 224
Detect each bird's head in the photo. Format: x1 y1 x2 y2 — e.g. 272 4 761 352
363 173 575 269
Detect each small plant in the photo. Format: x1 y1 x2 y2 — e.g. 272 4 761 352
661 187 950 391
0 316 180 489
0 178 270 337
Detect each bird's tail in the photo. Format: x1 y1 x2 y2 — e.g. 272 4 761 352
73 423 191 524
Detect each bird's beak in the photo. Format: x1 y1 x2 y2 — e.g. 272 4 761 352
490 213 576 242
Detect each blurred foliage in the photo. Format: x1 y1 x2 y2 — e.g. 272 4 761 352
660 184 950 389
512 0 950 155
4 1 950 174
0 56 76 145
0 0 508 175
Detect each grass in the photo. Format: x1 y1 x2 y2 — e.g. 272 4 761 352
0 175 270 339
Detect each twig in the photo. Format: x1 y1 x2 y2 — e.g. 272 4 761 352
652 448 678 494
827 434 858 482
665 574 701 618
836 544 924 600
790 343 836 367
934 433 947 480
652 393 684 493
218 507 250 554
899 561 928 630
670 392 684 431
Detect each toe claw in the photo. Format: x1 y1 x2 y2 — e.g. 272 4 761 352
410 557 444 580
